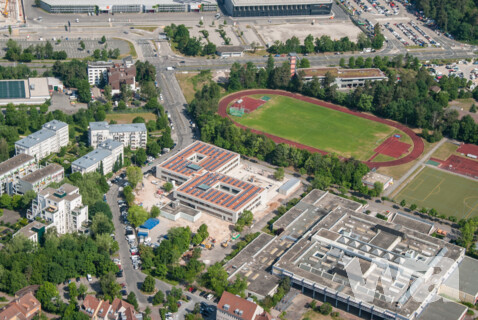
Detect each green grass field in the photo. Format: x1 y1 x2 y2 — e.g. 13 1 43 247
233 95 394 160
395 167 478 219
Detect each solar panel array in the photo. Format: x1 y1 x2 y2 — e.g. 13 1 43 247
160 141 238 177
177 172 263 212
0 80 26 99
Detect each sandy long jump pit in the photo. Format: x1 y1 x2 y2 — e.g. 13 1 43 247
255 21 362 44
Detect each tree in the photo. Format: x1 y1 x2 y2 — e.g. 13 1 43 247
126 166 143 188
36 282 59 312
201 262 228 295
79 41 86 50
68 282 79 300
348 57 355 68
76 79 91 103
101 35 106 44
150 205 160 218
128 205 149 228
163 182 173 192
152 290 165 305
142 275 155 293
410 204 417 211
135 148 147 165
8 25 11 36
274 167 284 181
372 23 385 50
400 199 406 207
100 271 121 301
299 58 310 68
0 138 9 162
470 104 477 113
126 292 139 311
91 213 114 236
89 200 113 219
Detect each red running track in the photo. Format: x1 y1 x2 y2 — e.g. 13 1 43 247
218 89 425 168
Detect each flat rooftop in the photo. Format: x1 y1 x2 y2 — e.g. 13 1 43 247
362 171 393 184
72 148 112 170
300 67 387 79
89 121 146 133
418 297 467 320
229 0 332 6
42 0 215 5
20 163 63 184
98 139 123 151
0 80 26 99
443 256 478 297
0 154 35 177
14 221 47 239
390 212 434 235
177 172 263 212
272 192 465 319
28 78 50 98
160 141 239 178
15 129 56 148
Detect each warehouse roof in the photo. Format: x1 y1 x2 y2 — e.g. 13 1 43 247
0 154 35 177
228 0 331 5
160 141 238 178
72 148 112 170
20 163 63 184
177 172 263 212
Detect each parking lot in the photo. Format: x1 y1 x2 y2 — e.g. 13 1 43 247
0 38 130 58
428 60 478 87
188 24 242 47
342 0 452 50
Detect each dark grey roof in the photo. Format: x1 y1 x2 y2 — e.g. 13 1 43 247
20 163 64 184
418 297 467 320
278 178 300 193
444 256 478 296
0 154 35 176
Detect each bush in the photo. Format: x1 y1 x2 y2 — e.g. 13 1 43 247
319 302 332 316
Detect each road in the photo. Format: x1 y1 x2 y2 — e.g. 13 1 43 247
107 184 216 319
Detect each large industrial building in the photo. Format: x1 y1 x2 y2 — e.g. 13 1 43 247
224 0 332 17
15 120 69 160
88 121 147 149
0 78 62 106
39 0 217 13
225 190 474 320
298 67 388 89
157 141 263 223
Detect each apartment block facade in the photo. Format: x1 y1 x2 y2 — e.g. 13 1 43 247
89 121 147 149
27 183 88 234
72 139 124 174
15 120 69 160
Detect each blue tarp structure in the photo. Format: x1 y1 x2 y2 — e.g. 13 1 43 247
138 228 149 237
140 218 160 230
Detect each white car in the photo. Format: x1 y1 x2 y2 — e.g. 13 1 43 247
87 274 92 282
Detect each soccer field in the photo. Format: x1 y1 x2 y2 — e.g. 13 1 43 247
233 95 394 160
394 167 478 219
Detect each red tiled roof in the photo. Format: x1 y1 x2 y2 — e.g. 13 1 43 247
160 141 238 178
0 292 41 320
111 298 136 320
217 291 260 320
81 295 101 317
177 172 263 212
255 311 273 320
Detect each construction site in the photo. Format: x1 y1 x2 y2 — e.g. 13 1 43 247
0 0 24 27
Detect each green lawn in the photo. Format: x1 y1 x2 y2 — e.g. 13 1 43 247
394 167 478 219
233 95 394 160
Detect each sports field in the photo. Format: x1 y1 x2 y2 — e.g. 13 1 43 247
395 167 478 219
233 95 394 160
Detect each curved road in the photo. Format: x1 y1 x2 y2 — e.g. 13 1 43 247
218 89 424 168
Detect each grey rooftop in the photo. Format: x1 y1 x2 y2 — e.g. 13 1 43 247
72 148 112 170
0 154 34 177
89 121 147 133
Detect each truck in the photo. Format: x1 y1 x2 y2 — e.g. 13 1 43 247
166 67 174 71
126 234 136 243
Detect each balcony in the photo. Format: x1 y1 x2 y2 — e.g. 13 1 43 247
44 205 58 214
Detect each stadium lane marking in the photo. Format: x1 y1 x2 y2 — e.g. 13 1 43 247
423 177 444 201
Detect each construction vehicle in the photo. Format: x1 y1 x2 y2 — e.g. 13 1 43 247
436 229 447 236
221 240 229 248
200 240 211 249
3 0 8 17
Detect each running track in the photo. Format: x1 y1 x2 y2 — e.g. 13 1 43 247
218 89 425 168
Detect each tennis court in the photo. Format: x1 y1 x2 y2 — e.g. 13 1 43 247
395 167 478 219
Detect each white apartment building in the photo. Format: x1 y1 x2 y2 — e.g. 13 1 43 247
0 154 37 195
27 183 88 234
87 61 113 86
15 120 69 160
89 121 147 149
72 139 124 174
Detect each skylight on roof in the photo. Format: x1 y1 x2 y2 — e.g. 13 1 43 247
197 184 210 191
187 163 202 171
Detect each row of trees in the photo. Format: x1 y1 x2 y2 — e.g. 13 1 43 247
267 26 384 55
164 24 217 56
5 39 67 62
412 0 478 41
